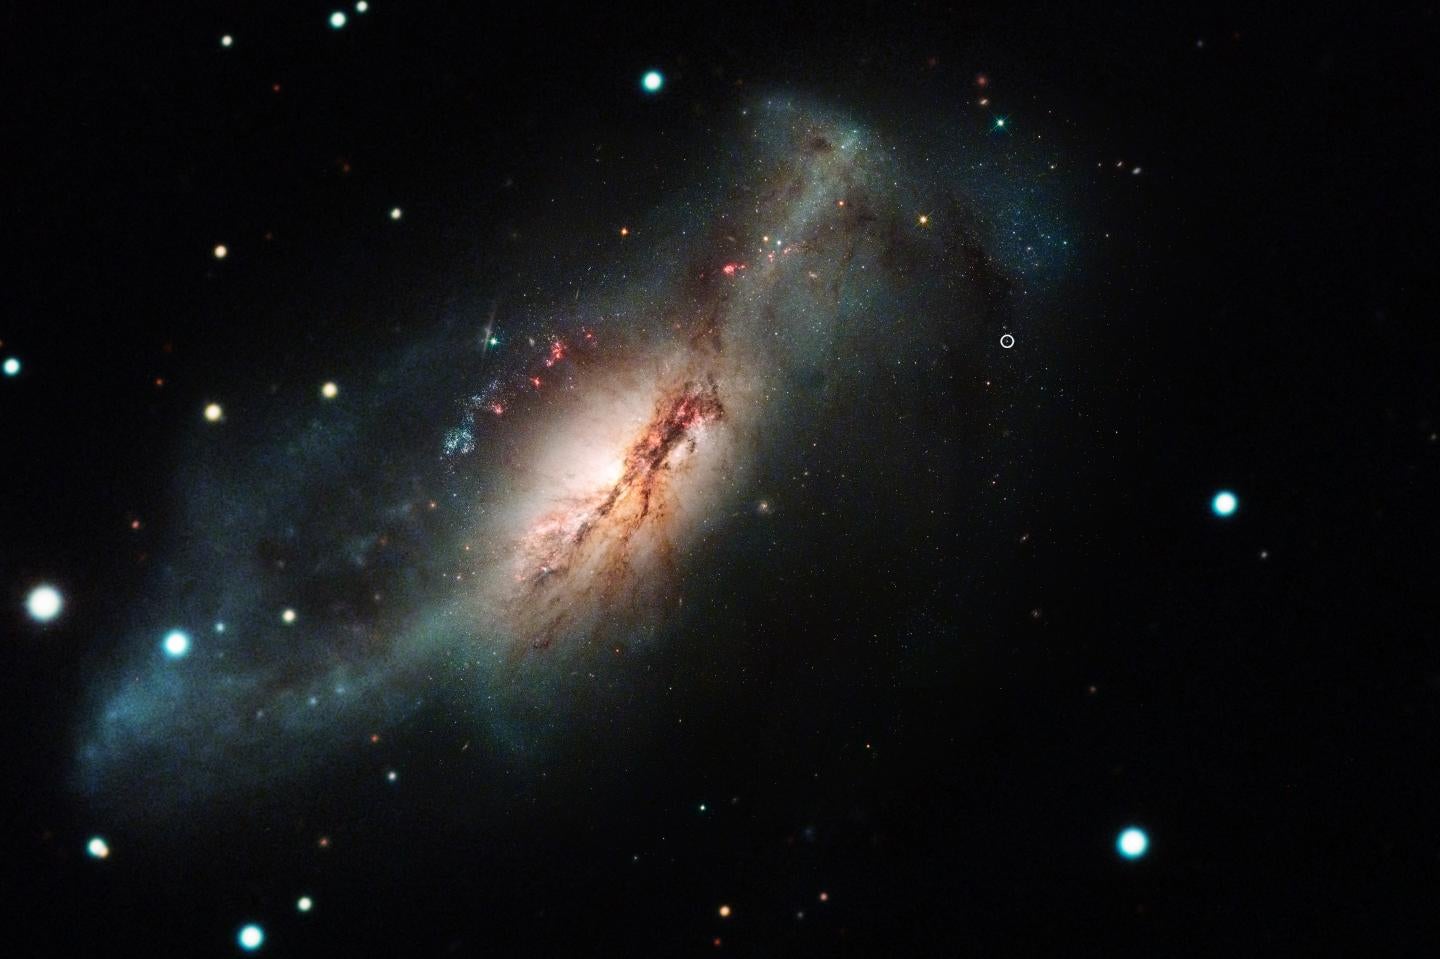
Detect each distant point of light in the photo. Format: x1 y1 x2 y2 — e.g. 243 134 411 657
26 585 63 622
386 769 398 783
213 244 228 259
329 11 347 29
297 896 314 913
237 924 265 951
355 0 369 11
1117 826 1149 860
86 836 110 860
488 336 499 346
389 207 402 220
163 630 191 659
220 35 233 48
3 357 19 376
281 608 297 624
215 621 226 633
641 70 664 93
321 381 339 399
994 117 1007 129
718 905 732 918
204 402 224 422
1211 490 1238 518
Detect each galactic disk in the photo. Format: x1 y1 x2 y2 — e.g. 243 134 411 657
75 97 1048 813
461 106 947 668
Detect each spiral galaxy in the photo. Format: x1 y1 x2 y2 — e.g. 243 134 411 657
75 96 1037 812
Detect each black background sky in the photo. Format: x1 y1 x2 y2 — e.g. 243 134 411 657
4 2 1439 955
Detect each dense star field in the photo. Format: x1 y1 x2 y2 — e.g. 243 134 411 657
5 3 1438 955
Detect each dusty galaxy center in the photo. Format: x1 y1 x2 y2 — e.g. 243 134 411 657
491 373 727 656
462 102 1005 665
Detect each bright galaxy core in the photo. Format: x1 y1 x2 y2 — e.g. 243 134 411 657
75 97 1056 813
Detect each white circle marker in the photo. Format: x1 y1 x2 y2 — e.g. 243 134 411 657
999 333 1015 349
